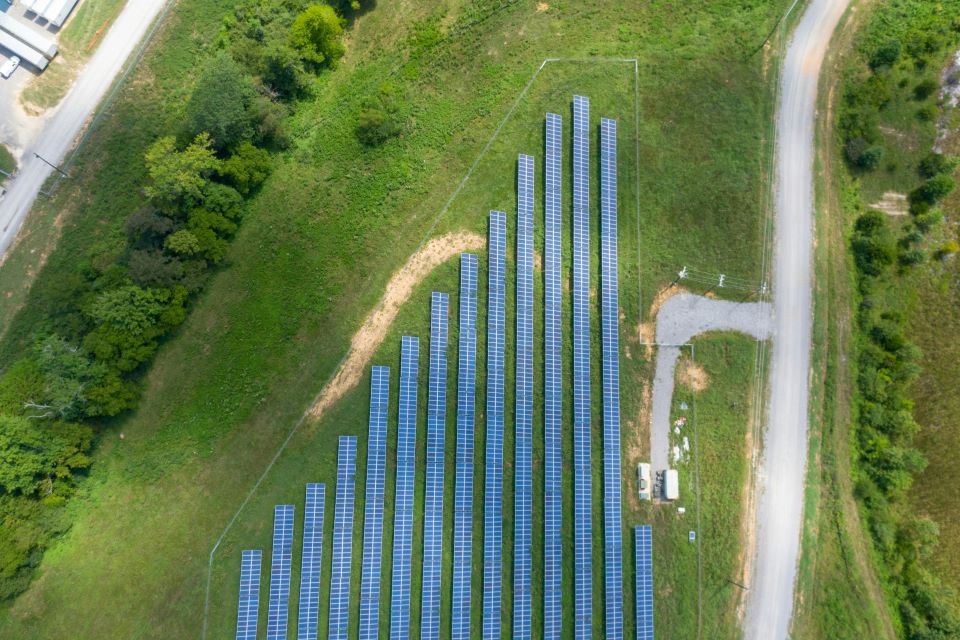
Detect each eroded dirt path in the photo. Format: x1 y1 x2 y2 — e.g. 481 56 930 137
308 231 485 421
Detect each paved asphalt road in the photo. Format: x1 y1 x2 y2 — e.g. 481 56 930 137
744 0 850 637
650 293 772 473
0 0 167 261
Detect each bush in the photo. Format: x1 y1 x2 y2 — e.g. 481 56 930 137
913 78 939 101
219 142 272 194
917 152 956 179
910 174 955 206
845 136 884 170
355 107 401 146
869 39 901 69
289 4 345 67
185 54 257 152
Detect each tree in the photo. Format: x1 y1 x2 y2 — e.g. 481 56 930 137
290 4 345 67
261 43 309 99
185 55 257 152
918 153 956 179
845 136 883 170
0 415 92 495
913 78 939 101
124 206 175 247
911 174 955 206
28 336 107 420
219 142 272 194
127 249 186 288
143 134 221 212
164 230 202 256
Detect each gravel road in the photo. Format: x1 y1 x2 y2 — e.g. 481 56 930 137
0 0 168 261
744 1 850 637
649 292 772 472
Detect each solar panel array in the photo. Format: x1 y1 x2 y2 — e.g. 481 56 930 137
390 337 419 640
635 526 654 640
236 550 263 640
483 210 507 640
328 436 358 640
452 253 478 640
572 94 593 640
514 155 534 640
543 112 563 640
266 504 295 640
420 292 449 640
600 116 624 640
297 484 325 640
359 366 390 640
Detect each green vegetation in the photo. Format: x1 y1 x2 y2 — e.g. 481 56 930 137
826 2 960 637
0 0 787 636
0 145 15 177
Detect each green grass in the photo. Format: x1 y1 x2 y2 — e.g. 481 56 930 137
644 335 764 639
20 0 127 111
0 0 788 637
0 145 15 176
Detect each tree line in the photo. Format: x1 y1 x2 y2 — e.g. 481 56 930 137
0 0 362 601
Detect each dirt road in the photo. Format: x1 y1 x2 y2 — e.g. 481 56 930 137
0 0 168 262
743 1 850 637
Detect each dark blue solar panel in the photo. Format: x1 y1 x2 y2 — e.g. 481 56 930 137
513 155 534 640
452 254 478 640
572 94 593 640
483 210 506 640
328 436 358 640
236 549 262 640
420 292 448 640
390 337 419 640
544 112 563 640
359 366 391 640
297 484 325 640
600 116 623 640
267 504 295 640
635 526 654 640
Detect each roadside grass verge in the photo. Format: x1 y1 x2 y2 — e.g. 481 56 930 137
19 0 127 112
0 0 788 637
643 334 763 640
0 144 15 176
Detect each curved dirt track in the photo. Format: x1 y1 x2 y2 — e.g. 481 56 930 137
308 231 485 421
744 1 850 638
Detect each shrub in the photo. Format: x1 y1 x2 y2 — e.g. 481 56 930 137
290 4 345 67
869 39 901 69
845 136 884 170
910 174 955 206
355 107 401 146
219 142 272 194
917 152 956 179
185 54 257 151
913 78 939 101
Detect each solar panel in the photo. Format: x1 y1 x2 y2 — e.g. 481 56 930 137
236 549 263 640
297 484 325 640
266 504 295 640
635 526 654 640
390 337 419 640
452 253 478 640
513 155 534 640
600 116 624 640
483 210 506 640
571 94 593 640
543 111 563 640
359 366 391 640
420 292 448 640
328 436 358 640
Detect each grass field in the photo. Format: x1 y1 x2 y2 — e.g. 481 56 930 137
0 0 788 637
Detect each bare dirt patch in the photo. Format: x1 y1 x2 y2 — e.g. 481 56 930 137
869 191 908 216
307 231 485 421
536 2 549 12
677 358 710 392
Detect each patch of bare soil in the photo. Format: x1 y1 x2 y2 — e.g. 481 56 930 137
869 191 908 216
308 231 485 421
677 359 709 392
536 2 549 12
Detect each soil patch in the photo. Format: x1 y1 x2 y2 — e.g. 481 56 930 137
869 191 908 216
677 358 710 392
308 231 485 421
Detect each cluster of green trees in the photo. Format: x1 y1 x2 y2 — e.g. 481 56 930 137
844 5 960 637
838 6 960 172
0 1 353 601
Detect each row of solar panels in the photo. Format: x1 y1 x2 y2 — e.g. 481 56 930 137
233 95 654 639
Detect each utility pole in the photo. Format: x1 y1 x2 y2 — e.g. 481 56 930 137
33 152 68 179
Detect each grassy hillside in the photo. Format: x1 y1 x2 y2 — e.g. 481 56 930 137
0 0 787 637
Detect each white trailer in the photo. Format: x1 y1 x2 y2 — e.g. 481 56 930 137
43 0 80 28
0 30 48 71
664 469 680 501
0 13 58 59
637 463 652 501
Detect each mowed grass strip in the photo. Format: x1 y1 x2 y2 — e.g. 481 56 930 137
0 0 788 637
